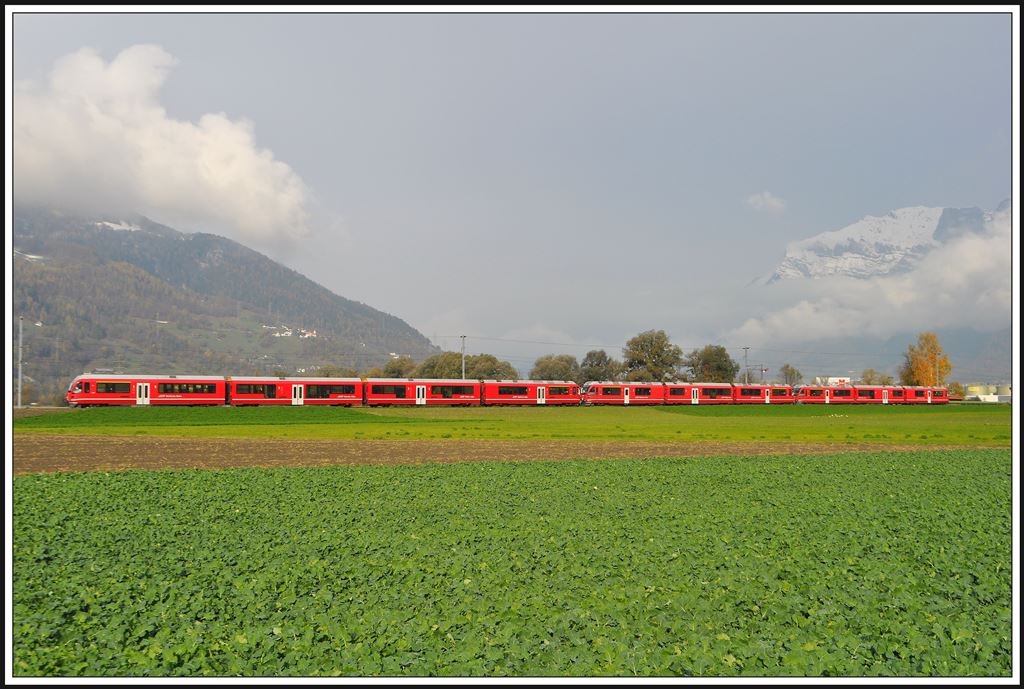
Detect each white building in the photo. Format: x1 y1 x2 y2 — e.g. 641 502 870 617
814 376 852 386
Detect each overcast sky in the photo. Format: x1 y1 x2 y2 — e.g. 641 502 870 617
11 11 1015 374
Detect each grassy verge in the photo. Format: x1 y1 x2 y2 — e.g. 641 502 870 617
13 449 1012 676
13 404 1013 445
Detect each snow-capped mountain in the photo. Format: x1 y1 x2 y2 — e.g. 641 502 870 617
768 200 1007 283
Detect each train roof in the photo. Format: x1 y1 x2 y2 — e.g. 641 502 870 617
364 378 480 385
75 373 225 380
793 384 944 389
481 379 576 385
228 376 362 382
732 383 792 388
583 381 666 386
662 381 735 386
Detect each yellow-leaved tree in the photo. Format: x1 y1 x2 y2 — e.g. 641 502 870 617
898 332 953 386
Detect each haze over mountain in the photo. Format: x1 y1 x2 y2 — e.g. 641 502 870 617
725 199 1012 383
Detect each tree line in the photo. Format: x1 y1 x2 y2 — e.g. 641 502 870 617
312 330 955 387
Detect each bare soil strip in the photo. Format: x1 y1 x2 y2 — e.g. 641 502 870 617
11 434 986 475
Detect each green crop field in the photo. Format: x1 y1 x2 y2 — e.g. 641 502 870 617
12 404 1012 445
12 450 1012 677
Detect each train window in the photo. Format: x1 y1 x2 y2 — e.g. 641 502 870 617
498 386 529 395
858 390 876 399
915 390 926 397
371 385 407 398
432 385 475 397
548 386 571 395
264 385 277 399
833 389 852 397
934 390 945 397
739 388 761 397
668 388 686 396
96 382 131 393
235 384 259 395
307 384 356 398
601 387 621 395
634 388 651 396
809 389 823 397
84 383 90 393
892 390 904 397
772 389 787 396
159 383 216 394
702 388 730 399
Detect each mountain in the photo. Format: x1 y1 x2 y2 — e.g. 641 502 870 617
768 200 1008 283
12 206 440 403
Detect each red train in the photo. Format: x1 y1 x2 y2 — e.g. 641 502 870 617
65 373 948 408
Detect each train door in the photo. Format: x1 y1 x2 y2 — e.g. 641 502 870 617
415 385 427 405
765 388 771 404
291 384 304 406
927 390 932 404
825 388 831 405
623 387 630 405
537 386 546 405
882 389 889 405
136 382 150 406
691 387 699 405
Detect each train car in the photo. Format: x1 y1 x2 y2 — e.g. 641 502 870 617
661 382 735 405
481 380 582 406
766 385 797 404
795 386 832 404
65 373 225 407
364 378 482 406
582 382 665 405
902 386 947 404
796 385 884 404
851 385 909 404
827 387 857 404
887 387 908 404
227 377 363 406
852 385 885 404
662 383 692 405
732 384 771 404
729 384 795 405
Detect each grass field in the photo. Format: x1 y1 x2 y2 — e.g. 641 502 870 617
12 450 1012 677
12 404 1013 445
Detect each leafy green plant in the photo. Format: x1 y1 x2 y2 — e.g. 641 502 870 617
13 450 1011 676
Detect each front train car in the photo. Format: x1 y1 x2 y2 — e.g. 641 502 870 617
65 374 226 406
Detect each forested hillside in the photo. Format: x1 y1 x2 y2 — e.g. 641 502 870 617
13 207 439 403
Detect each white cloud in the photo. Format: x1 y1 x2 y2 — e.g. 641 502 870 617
728 206 1011 345
744 191 787 213
14 45 311 247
